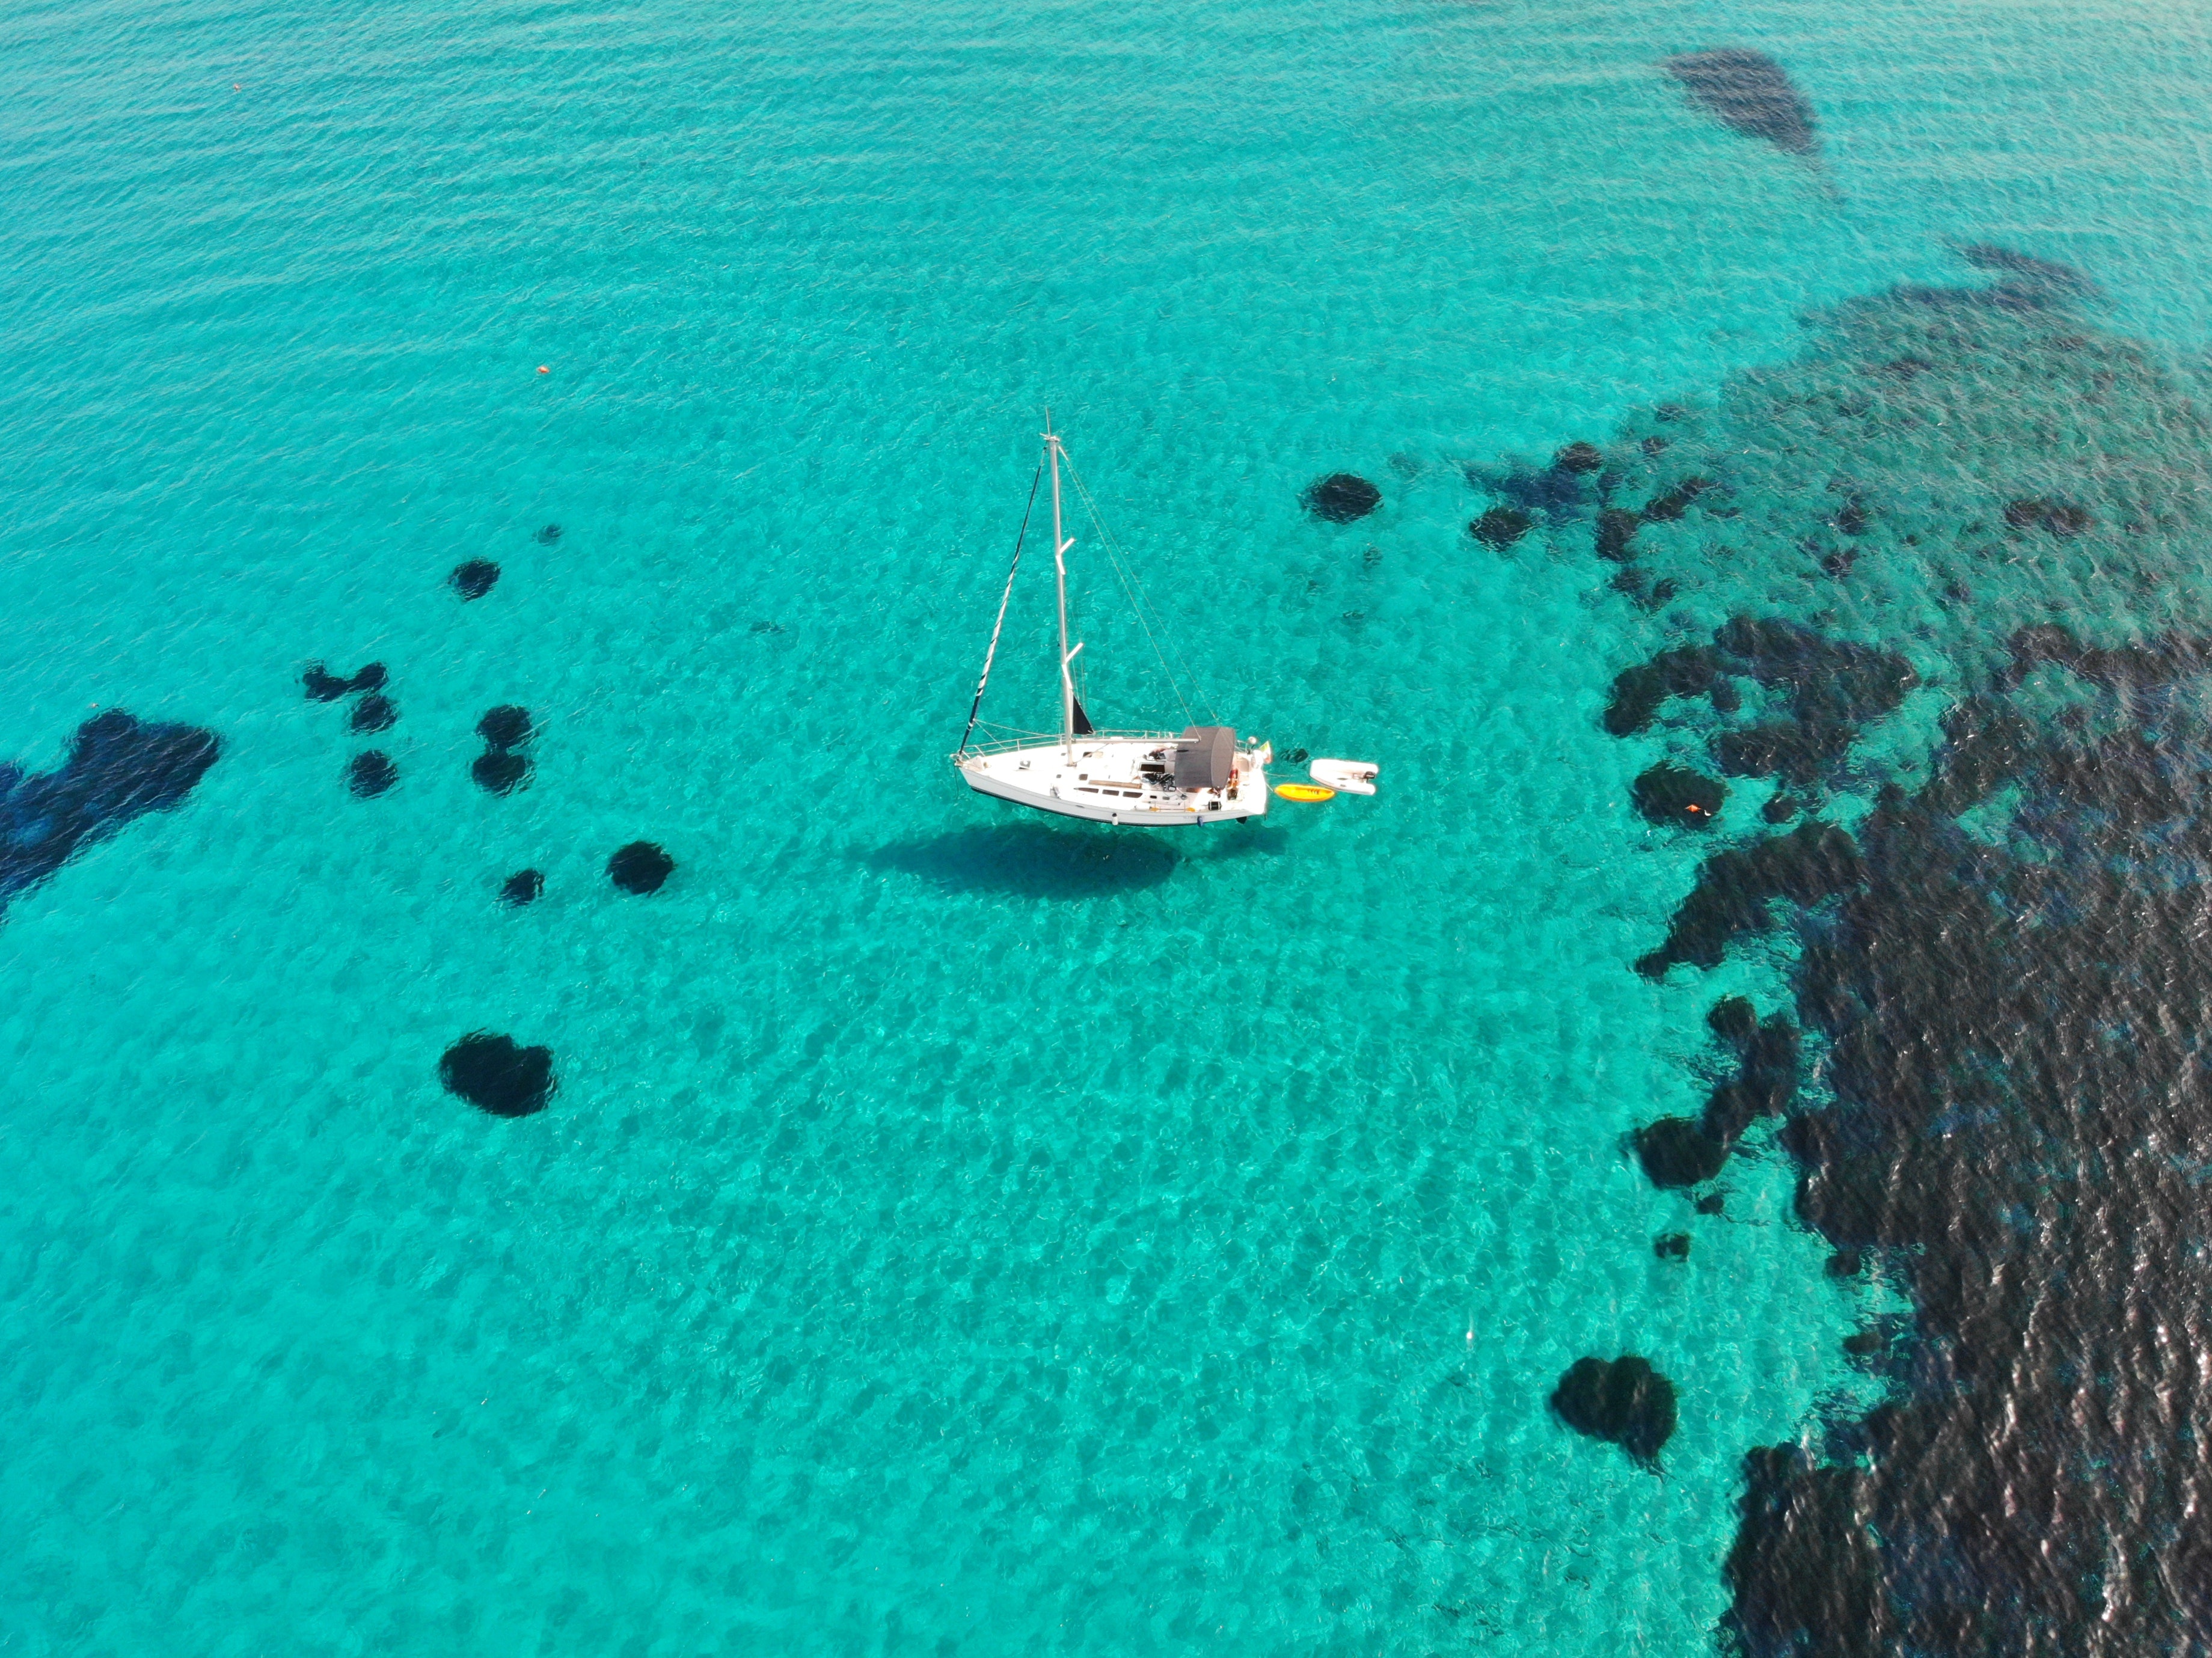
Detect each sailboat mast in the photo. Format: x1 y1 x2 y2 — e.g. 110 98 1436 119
1048 417 1076 756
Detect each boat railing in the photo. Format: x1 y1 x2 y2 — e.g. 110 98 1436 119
952 729 1184 761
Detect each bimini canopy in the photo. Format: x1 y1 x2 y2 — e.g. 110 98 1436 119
1173 726 1237 789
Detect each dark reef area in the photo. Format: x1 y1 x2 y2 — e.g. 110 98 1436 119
471 751 528 795
303 662 386 702
347 751 398 797
1663 48 1818 156
349 693 397 734
1634 1115 1726 1188
1303 473 1381 524
1635 818 1861 977
450 558 500 600
608 840 674 894
1471 505 1532 549
1557 265 2212 1653
1715 667 2212 1654
471 703 536 795
1551 1355 1678 1468
1632 990 1798 1186
476 705 534 749
0 711 219 916
439 1032 554 1117
1605 619 1917 786
1631 762 1725 828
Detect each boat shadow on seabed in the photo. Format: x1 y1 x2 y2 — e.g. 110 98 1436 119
866 821 1183 898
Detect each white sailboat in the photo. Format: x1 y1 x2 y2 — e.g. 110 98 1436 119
952 419 1272 827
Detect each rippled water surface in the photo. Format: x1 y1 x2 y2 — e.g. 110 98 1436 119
4 0 2210 1652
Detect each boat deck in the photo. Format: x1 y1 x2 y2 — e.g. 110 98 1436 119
957 736 1269 826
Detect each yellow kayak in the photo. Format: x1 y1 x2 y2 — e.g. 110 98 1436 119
1274 782 1336 803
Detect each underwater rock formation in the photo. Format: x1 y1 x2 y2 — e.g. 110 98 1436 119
1635 1116 1728 1187
1958 243 2102 303
438 1032 554 1117
1634 1006 1803 1188
1637 821 1861 977
471 751 529 795
1706 995 1759 1048
1712 724 1827 784
1711 619 1919 783
1663 48 1818 156
1999 624 2212 696
0 711 219 915
1894 280 2059 316
1506 467 1585 520
348 693 397 734
1715 694 2212 1651
1571 278 2212 675
303 662 387 702
1607 619 1916 787
1471 506 1533 549
1551 1355 1678 1467
1467 447 1608 524
1595 507 1641 563
347 751 398 797
1700 1014 1799 1144
608 840 674 894
1725 1447 1890 1655
1561 277 2212 1653
1604 645 1726 735
1642 476 1714 523
1632 763 1725 828
2003 497 2093 537
476 706 535 749
450 558 501 600
1303 473 1381 524
471 705 536 794
1655 1232 1691 1260
499 868 544 906
535 523 562 545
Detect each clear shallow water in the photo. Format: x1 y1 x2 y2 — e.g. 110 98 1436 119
1 0 2207 1652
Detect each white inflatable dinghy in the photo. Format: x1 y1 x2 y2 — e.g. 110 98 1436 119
1308 758 1378 796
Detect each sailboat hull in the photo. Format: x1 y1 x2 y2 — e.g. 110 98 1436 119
957 736 1270 827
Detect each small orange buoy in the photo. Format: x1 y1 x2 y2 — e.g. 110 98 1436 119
537 366 550 375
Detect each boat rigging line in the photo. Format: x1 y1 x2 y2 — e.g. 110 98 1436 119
1059 450 1219 730
957 454 1045 756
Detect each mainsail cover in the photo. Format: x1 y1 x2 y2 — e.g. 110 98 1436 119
1173 726 1236 789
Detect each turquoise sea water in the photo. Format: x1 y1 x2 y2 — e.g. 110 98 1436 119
3 0 2209 1651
